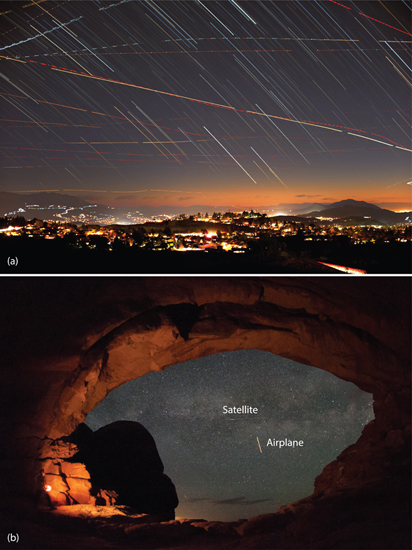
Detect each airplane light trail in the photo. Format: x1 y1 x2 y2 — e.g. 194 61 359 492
35 62 404 149
0 0 410 209
347 133 394 146
1 42 408 150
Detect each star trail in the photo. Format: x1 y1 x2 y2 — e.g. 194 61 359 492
0 1 410 210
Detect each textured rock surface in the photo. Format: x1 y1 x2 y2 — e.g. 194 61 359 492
0 277 410 548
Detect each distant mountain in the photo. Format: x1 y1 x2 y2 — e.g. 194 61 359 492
0 192 91 215
326 199 381 210
293 203 328 215
307 199 409 224
0 193 409 225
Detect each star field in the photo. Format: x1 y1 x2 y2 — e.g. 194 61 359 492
86 349 374 521
0 1 411 211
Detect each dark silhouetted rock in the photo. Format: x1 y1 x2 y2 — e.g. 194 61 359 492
71 421 178 519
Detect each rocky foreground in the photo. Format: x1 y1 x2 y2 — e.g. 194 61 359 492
2 474 410 550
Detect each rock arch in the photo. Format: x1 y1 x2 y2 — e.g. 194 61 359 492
1 277 410 507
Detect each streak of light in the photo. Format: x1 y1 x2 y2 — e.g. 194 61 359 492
328 0 412 36
132 101 187 156
318 262 367 275
113 106 173 163
251 147 289 189
396 110 412 128
229 0 257 25
295 1 331 37
50 66 237 110
402 0 412 12
385 56 412 87
40 48 293 56
311 80 354 126
328 1 351 10
144 12 206 72
395 146 412 152
1 120 100 127
253 160 272 181
0 55 26 62
378 1 410 33
0 16 83 52
385 42 411 72
8 36 359 60
90 110 127 119
29 23 93 75
23 1 47 8
0 73 38 102
0 91 88 111
64 189 108 193
1 95 47 132
99 0 133 11
257 437 262 453
252 118 295 164
358 12 412 37
66 141 141 144
287 26 323 65
142 140 190 144
196 0 234 35
255 104 310 165
163 36 359 42
198 73 239 117
347 133 394 146
178 127 221 174
49 16 115 74
386 179 411 189
36 2 78 38
41 158 61 174
57 188 207 194
203 126 257 184
316 48 408 52
65 167 85 186
145 0 195 43
391 117 411 140
81 137 129 181
24 60 407 148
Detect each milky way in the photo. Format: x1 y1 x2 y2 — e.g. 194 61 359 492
0 1 410 209
86 349 374 521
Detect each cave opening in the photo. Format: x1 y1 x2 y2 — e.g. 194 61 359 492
83 350 375 522
1 278 409 549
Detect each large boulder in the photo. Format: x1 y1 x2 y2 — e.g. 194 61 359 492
70 421 178 519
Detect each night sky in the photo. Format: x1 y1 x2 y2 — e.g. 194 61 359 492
0 1 411 211
86 350 374 521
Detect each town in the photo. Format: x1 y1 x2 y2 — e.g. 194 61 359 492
0 210 410 274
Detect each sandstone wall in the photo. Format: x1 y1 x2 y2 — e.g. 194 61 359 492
0 277 409 508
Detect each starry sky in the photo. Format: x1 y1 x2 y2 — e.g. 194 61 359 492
0 1 411 211
86 349 374 522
